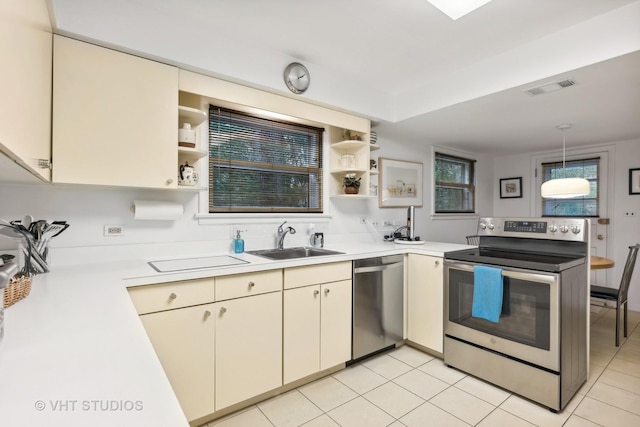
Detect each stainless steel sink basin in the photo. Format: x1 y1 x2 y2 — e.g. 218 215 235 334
247 246 344 260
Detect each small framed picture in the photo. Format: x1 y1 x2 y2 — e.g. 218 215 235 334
500 177 523 199
630 168 640 195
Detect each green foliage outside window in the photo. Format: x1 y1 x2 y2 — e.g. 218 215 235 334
434 152 475 213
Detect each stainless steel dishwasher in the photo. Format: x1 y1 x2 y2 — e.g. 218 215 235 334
352 255 404 361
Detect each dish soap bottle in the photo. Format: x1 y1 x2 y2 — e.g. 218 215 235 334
233 230 244 254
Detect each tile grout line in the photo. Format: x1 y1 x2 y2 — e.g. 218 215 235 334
559 312 640 425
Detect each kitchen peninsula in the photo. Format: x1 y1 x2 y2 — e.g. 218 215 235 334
0 240 469 427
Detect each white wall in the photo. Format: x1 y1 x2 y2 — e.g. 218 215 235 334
492 138 640 311
365 127 495 244
0 125 494 261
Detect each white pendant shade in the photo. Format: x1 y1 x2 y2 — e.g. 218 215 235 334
541 177 590 199
540 124 589 199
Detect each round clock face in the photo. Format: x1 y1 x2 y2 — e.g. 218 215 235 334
284 62 310 94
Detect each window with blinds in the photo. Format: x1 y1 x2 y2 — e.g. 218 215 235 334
434 152 475 213
208 105 324 213
541 157 599 217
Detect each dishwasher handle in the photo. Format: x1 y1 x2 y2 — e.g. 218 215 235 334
354 262 403 274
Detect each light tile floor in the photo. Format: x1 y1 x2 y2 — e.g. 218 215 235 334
206 307 640 427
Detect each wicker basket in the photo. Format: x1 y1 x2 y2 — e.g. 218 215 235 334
3 275 32 308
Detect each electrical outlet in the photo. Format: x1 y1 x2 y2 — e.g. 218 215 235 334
625 211 637 217
104 225 124 236
360 217 367 224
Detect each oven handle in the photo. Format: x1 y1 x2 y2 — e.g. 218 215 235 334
445 261 558 284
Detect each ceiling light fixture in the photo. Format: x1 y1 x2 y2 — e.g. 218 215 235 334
541 124 590 199
426 0 494 20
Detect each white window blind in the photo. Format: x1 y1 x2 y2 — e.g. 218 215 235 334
208 105 324 213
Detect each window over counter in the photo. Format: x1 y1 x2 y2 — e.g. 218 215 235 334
541 157 599 217
434 152 476 213
208 105 324 213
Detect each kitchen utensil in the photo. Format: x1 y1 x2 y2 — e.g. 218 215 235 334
22 215 34 231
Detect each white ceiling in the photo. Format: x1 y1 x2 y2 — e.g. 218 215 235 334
48 0 640 154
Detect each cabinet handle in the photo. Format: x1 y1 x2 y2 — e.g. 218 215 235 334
204 310 211 319
435 260 440 266
325 288 330 295
248 281 255 289
166 178 174 185
314 290 320 296
169 292 177 300
219 307 227 315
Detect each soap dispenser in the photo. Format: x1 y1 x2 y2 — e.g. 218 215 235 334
233 230 245 254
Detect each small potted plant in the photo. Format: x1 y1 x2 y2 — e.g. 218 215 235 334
343 173 361 194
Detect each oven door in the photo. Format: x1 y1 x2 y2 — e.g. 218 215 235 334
444 261 560 371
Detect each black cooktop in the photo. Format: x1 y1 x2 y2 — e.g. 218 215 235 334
445 247 586 272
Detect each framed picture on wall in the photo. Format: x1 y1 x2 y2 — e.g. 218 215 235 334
379 158 423 207
500 177 523 199
630 168 640 195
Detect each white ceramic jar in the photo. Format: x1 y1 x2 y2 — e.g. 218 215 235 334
178 123 196 146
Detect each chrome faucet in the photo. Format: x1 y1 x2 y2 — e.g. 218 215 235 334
277 221 296 249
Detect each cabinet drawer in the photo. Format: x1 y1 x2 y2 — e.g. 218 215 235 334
215 269 282 301
127 278 215 315
284 261 352 289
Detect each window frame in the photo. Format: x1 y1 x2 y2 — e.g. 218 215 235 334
433 151 477 214
207 105 324 214
540 157 600 218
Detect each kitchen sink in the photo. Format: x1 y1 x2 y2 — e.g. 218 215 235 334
247 246 344 260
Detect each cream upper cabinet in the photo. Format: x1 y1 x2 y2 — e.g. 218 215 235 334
215 291 282 411
139 303 215 422
0 0 52 181
52 35 178 188
407 254 444 353
283 262 352 384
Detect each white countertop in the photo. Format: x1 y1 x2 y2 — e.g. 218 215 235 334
0 240 470 426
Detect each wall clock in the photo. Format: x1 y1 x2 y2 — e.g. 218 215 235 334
284 62 310 94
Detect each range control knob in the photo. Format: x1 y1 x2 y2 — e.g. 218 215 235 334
559 225 569 233
548 225 558 233
479 223 487 230
571 225 581 234
487 223 495 230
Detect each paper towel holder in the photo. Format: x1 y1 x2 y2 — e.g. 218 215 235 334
132 200 184 221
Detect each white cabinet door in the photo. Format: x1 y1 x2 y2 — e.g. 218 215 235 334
407 254 444 353
0 0 52 181
283 285 321 384
52 35 178 188
320 280 352 370
140 303 215 422
215 291 282 410
283 278 352 384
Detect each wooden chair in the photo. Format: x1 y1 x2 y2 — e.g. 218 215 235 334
590 244 640 346
466 235 480 245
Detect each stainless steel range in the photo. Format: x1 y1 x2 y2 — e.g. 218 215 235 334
444 217 588 412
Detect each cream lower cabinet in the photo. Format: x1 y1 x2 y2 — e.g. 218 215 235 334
129 278 216 422
215 291 282 410
140 303 215 422
407 254 444 353
52 35 178 188
129 272 283 421
283 262 352 384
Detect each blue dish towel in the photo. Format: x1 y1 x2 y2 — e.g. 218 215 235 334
472 265 504 323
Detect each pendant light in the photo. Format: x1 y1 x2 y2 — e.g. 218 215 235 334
541 124 590 199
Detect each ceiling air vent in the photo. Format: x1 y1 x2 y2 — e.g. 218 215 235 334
524 79 577 96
